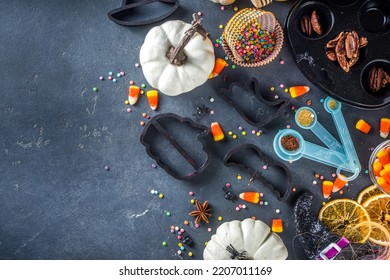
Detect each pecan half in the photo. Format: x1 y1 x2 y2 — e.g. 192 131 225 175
326 32 344 49
335 33 350 72
326 50 337 61
368 67 389 93
345 32 357 59
348 31 360 67
359 37 368 48
311 11 322 35
300 15 312 37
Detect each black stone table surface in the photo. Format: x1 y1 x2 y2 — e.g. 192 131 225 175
0 0 388 260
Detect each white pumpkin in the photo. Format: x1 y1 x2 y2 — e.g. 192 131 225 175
210 0 236 5
140 19 215 96
204 218 288 260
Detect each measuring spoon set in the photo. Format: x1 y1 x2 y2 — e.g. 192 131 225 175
274 97 361 181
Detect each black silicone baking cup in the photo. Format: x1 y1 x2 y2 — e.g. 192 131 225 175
216 77 290 128
223 144 292 201
140 113 210 180
285 0 390 109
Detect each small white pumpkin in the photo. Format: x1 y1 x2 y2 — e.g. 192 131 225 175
203 218 288 260
210 0 236 5
140 16 215 96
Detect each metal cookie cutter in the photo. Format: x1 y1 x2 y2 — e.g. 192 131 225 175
108 0 180 26
216 77 290 128
140 113 210 180
223 144 292 201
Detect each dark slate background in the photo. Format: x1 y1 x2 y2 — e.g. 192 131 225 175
0 0 388 260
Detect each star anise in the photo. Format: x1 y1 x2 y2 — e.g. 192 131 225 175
189 200 212 224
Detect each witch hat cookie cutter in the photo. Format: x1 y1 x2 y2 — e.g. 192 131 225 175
217 77 290 128
108 0 180 26
223 143 292 201
140 113 210 180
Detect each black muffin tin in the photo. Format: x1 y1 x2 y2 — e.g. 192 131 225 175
286 0 390 109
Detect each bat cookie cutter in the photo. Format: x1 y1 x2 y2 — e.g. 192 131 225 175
216 77 290 128
223 143 292 201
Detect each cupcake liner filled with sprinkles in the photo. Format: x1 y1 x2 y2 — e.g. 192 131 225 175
222 8 284 67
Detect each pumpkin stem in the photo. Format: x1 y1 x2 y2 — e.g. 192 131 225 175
166 13 209 66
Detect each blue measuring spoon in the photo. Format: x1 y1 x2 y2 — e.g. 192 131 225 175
273 129 354 173
323 97 361 181
295 106 345 156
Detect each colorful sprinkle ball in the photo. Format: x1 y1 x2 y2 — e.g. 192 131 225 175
234 19 276 63
188 252 193 257
237 174 242 180
221 6 226 11
124 100 129 105
140 121 145 126
135 63 140 68
113 78 117 83
234 7 238 11
116 73 121 77
104 165 109 171
184 220 189 225
209 97 215 102
225 183 231 187
99 76 104 81
120 71 125 76
207 227 212 232
108 76 113 80
127 108 132 113
162 241 167 246
108 71 113 76
151 163 157 168
197 12 202 16
189 191 194 196
275 208 281 214
279 59 285 64
129 80 135 85
92 87 98 92
195 223 200 228
159 193 164 199
190 199 195 204
165 211 171 216
218 216 223 221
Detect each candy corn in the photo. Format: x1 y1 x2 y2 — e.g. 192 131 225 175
128 85 140 105
322 180 333 199
380 118 390 138
211 122 225 142
272 219 283 233
332 174 347 192
355 119 371 134
209 58 228 79
146 90 158 110
289 86 310 98
239 192 260 204
373 160 383 176
377 149 390 165
380 168 390 183
377 177 390 192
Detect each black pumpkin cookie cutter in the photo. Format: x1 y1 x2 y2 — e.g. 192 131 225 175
140 113 210 180
216 77 290 128
108 0 180 26
223 143 292 201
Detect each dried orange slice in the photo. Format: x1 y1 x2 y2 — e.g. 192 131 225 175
357 185 383 205
319 199 371 243
362 193 390 246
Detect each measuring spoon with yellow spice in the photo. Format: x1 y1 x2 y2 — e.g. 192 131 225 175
295 106 345 157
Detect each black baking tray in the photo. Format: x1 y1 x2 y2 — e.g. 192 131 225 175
285 0 390 109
